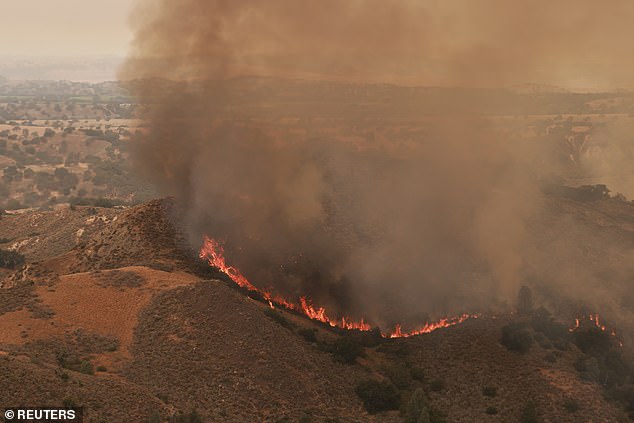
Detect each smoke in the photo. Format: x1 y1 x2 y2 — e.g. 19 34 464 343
120 0 634 327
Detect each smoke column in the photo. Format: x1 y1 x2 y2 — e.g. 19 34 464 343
120 0 634 327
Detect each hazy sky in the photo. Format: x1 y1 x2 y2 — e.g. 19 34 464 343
0 0 134 57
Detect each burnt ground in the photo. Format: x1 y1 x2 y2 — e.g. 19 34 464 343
0 197 632 422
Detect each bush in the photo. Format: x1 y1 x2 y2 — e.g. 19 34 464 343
384 363 412 389
410 366 425 382
404 388 430 423
520 401 538 423
501 323 533 353
573 328 612 357
62 397 77 408
298 328 317 343
482 386 497 397
485 406 498 415
544 353 557 363
563 399 580 413
531 309 569 341
355 380 400 414
430 379 444 392
169 410 202 423
79 360 94 375
69 197 123 208
263 308 294 330
0 249 25 269
332 336 364 364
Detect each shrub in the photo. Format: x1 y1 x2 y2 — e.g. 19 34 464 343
485 406 498 415
355 380 400 414
298 328 317 343
573 328 612 357
544 353 557 363
531 309 569 341
563 399 580 413
263 308 294 330
404 388 430 423
501 323 533 353
428 408 448 423
430 379 444 392
482 386 497 397
169 410 203 423
79 360 94 375
520 401 538 423
332 336 364 364
96 365 107 372
0 249 25 269
410 366 425 382
384 363 412 389
62 397 77 408
147 411 161 423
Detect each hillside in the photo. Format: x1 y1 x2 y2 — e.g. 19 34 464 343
0 197 632 422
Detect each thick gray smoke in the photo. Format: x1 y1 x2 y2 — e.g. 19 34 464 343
120 0 634 328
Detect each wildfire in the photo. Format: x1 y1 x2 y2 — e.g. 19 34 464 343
199 236 476 337
389 314 477 338
568 313 623 347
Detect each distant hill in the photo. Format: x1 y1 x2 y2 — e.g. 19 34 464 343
0 56 123 82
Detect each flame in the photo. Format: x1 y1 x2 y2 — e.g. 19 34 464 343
389 314 477 338
568 313 623 347
199 236 476 337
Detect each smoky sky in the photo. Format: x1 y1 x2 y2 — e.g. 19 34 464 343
120 0 634 328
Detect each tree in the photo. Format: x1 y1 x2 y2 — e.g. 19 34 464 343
517 285 533 315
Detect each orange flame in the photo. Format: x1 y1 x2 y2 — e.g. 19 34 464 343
568 313 623 347
199 236 477 337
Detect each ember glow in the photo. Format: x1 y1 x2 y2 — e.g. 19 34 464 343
569 313 623 347
199 236 477 337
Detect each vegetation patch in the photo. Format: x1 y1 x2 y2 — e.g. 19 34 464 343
0 248 25 269
500 323 533 353
355 380 400 414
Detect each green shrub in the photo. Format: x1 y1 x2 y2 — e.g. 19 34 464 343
263 308 294 330
79 360 94 375
62 397 77 408
410 366 425 382
485 406 498 415
501 323 533 353
563 399 580 413
404 388 430 423
531 309 568 341
482 386 497 397
332 336 364 364
384 363 412 389
520 401 538 423
0 249 25 269
428 408 448 423
544 353 556 363
355 380 400 414
168 410 203 423
573 328 612 357
298 328 317 343
430 379 444 392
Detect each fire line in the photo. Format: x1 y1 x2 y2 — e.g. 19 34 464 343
199 236 479 338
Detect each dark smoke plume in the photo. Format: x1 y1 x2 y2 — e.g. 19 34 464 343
120 0 634 328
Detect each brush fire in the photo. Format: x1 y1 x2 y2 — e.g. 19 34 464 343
199 236 482 337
